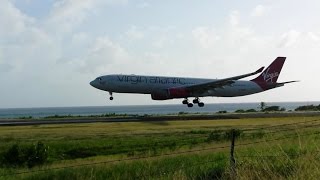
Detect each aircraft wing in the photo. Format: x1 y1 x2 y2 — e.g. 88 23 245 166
183 66 265 92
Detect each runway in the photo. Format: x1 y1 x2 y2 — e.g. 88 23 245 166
0 115 238 126
1 112 320 126
0 117 140 126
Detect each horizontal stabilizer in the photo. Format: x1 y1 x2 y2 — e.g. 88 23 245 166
274 80 298 88
280 80 299 84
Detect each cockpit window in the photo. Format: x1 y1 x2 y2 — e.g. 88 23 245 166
97 77 102 81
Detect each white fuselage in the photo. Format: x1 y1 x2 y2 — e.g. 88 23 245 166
90 74 264 98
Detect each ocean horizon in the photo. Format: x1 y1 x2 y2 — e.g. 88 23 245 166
0 101 319 119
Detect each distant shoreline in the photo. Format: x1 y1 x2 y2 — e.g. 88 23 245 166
0 101 319 119
1 101 320 110
1 111 320 126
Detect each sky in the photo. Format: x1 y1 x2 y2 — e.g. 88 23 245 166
1 0 320 108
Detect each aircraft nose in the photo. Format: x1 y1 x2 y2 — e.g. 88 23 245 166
90 80 96 88
90 78 105 90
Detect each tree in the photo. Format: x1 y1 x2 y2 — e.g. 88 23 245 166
260 102 266 111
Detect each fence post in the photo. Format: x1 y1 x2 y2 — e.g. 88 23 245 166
230 129 236 179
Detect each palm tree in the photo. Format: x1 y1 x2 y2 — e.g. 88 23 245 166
260 102 266 111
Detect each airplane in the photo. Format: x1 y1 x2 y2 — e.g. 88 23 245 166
90 57 297 107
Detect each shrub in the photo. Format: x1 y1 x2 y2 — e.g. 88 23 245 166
189 130 208 134
19 116 33 119
207 130 224 142
207 129 242 142
235 109 245 113
246 109 257 113
235 109 257 113
65 148 97 159
26 142 49 168
2 142 49 168
248 130 265 139
2 144 24 167
178 111 187 115
263 106 281 112
295 105 320 111
225 129 242 140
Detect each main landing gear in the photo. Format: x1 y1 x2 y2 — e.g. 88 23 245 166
109 92 113 100
182 98 204 108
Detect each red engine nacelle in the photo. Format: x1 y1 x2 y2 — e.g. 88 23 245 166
151 87 191 100
151 93 171 100
151 89 171 100
168 87 190 98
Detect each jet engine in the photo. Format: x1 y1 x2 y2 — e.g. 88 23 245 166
151 87 191 100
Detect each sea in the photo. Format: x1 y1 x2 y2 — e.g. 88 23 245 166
0 102 319 119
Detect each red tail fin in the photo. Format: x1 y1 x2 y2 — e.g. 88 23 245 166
251 57 286 83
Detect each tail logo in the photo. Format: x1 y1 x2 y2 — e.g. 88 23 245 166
262 68 279 83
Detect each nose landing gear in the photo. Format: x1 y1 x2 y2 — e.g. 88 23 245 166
109 92 113 100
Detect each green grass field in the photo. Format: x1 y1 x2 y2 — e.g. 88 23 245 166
1 116 320 179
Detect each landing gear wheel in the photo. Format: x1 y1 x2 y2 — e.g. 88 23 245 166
193 98 199 104
182 99 188 104
187 103 193 108
109 92 113 101
198 102 204 107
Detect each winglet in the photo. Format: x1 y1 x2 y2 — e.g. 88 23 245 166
255 67 264 74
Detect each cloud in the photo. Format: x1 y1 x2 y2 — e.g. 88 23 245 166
229 10 240 26
152 36 169 48
307 32 320 42
0 63 13 73
0 0 56 73
125 26 144 40
192 11 255 51
278 30 301 47
1 1 320 107
48 0 99 33
0 0 35 37
72 36 129 73
137 2 150 8
144 52 163 61
47 0 127 33
192 27 220 49
251 5 266 17
71 32 90 44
